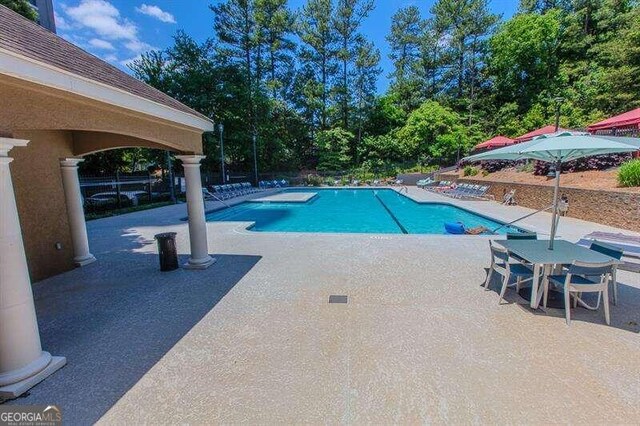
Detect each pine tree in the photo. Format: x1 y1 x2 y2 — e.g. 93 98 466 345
297 0 338 130
352 36 381 153
255 0 295 100
333 0 375 130
386 6 423 111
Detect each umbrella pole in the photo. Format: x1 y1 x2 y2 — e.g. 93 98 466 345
548 161 562 250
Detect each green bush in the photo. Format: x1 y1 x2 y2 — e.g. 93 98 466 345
324 177 335 186
463 165 479 177
618 159 640 187
516 161 534 173
304 174 324 186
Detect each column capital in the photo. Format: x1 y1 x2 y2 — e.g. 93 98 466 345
176 155 206 167
60 158 84 168
0 138 29 157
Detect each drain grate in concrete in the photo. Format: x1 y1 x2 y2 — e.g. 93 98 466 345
329 295 348 304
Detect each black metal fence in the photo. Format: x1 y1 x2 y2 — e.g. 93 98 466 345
79 172 180 215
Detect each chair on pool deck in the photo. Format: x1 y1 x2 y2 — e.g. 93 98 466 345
589 241 623 305
543 260 617 325
484 241 534 304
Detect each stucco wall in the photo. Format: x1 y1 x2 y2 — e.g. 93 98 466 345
0 75 204 155
457 178 640 232
11 130 76 281
1 74 209 282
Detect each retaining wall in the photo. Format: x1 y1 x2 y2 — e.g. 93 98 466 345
454 178 640 232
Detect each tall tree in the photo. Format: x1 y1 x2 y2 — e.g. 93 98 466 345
386 6 423 111
352 36 381 154
255 0 295 100
297 0 338 130
211 0 258 132
333 0 375 129
487 10 562 112
431 0 498 104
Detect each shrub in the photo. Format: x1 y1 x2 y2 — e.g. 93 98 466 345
516 161 534 173
533 154 632 176
463 165 479 177
304 174 324 186
480 160 513 173
324 177 335 186
618 159 640 187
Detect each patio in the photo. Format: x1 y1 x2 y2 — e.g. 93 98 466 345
6 187 640 423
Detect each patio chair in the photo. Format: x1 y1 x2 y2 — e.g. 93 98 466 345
484 241 534 304
543 260 617 325
589 241 623 305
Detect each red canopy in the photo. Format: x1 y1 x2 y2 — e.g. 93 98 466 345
473 135 515 151
515 125 570 143
588 108 640 132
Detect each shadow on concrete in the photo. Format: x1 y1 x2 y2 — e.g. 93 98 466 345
4 250 261 425
482 268 640 333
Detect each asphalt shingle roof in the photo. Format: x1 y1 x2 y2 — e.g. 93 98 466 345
0 5 211 123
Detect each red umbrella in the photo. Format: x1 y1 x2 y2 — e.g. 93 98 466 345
588 108 640 133
473 135 515 151
515 125 570 143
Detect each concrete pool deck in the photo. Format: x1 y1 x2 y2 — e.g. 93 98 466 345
7 186 640 423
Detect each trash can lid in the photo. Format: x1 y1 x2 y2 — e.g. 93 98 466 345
154 232 177 239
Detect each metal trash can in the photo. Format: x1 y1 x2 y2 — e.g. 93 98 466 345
154 232 179 271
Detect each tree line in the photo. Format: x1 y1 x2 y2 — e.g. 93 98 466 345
5 0 638 177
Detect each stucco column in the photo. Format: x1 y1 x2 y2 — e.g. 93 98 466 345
176 155 215 269
0 138 65 400
60 158 96 266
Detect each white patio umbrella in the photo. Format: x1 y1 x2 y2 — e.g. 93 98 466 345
462 132 640 249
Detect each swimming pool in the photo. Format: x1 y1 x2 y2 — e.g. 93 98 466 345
205 188 523 235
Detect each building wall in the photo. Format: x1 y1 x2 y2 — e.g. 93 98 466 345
0 76 204 155
11 130 76 282
0 75 207 282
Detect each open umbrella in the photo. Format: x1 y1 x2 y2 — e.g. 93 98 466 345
462 132 640 249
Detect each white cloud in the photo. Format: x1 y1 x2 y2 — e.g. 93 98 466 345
54 11 72 30
135 4 176 24
63 0 137 41
124 39 155 54
58 0 158 69
89 38 115 50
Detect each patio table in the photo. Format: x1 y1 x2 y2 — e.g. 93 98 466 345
497 240 620 309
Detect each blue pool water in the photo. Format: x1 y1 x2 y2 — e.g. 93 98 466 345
205 188 522 235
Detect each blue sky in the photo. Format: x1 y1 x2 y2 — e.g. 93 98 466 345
54 0 518 93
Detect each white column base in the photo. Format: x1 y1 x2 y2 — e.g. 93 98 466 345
184 255 216 270
0 355 66 401
74 253 97 267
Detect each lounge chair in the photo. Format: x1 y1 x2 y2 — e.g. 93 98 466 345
416 178 432 188
579 233 640 274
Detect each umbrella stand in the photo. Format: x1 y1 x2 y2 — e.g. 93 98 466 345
548 160 562 250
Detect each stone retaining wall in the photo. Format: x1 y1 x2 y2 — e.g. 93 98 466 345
452 177 640 232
